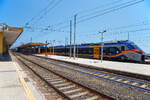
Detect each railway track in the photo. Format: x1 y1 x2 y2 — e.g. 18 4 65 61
14 53 113 100
35 54 150 81
14 53 150 99
31 55 150 93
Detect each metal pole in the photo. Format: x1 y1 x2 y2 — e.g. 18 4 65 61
31 37 32 42
38 47 41 54
99 30 106 63
65 37 67 56
101 33 104 63
49 40 52 55
53 40 55 55
73 14 77 59
70 20 72 58
45 40 48 56
128 32 129 40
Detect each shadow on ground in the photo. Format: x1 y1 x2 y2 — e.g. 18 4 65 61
0 53 12 61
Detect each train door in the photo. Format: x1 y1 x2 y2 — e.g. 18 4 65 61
93 47 100 59
49 48 52 55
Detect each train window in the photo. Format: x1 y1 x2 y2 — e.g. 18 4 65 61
83 48 90 54
89 48 93 54
78 47 92 54
130 42 141 50
121 46 125 51
103 47 109 55
109 47 118 55
78 48 83 54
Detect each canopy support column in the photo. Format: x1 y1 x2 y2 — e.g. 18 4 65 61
0 31 4 56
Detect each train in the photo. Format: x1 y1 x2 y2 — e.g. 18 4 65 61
40 40 145 62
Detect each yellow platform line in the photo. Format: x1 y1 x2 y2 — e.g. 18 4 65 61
0 62 13 64
13 62 36 100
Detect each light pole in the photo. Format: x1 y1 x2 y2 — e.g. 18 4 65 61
99 30 106 63
73 14 77 59
53 40 55 55
45 40 48 57
128 32 129 41
70 20 72 58
49 41 52 55
30 37 32 43
65 37 68 55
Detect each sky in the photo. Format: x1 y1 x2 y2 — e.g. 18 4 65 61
0 0 150 53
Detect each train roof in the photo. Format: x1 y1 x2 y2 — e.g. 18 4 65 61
49 40 131 48
18 42 47 48
80 40 130 46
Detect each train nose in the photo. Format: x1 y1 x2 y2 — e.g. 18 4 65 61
140 50 145 55
142 52 145 55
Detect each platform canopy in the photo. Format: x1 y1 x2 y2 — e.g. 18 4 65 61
18 42 47 48
0 23 23 47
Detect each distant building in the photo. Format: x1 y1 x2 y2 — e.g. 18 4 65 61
16 42 47 54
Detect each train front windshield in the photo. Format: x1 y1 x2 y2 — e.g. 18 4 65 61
130 42 142 50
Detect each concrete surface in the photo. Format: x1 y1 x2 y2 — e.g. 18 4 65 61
37 54 150 76
10 53 46 100
146 59 150 62
0 62 27 100
0 53 47 100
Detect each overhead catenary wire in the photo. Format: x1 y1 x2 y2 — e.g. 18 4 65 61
25 18 149 39
52 0 124 27
34 0 126 31
57 19 150 37
24 0 143 32
107 20 150 31
25 0 56 26
55 0 144 30
77 27 150 40
77 0 124 14
24 25 69 33
21 0 147 49
33 0 63 25
77 0 144 24
77 0 129 20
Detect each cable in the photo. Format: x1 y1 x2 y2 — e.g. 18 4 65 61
121 28 150 33
67 19 150 36
77 0 144 24
77 0 123 14
76 27 150 41
24 25 69 33
56 0 144 30
33 0 63 25
78 0 126 19
25 0 56 26
36 0 125 30
23 0 145 44
107 20 150 31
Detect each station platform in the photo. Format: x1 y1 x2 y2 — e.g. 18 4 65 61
36 54 150 77
146 59 150 63
0 55 46 100
0 62 27 100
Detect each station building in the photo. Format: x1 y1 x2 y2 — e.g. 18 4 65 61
17 42 47 54
0 23 23 59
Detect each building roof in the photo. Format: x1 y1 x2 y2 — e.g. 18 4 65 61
0 25 23 47
18 42 47 48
